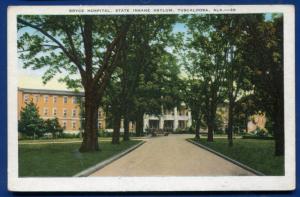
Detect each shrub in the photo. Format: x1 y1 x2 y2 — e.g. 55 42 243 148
242 127 273 140
214 129 224 135
97 130 113 137
61 133 80 139
44 118 64 138
18 101 45 138
188 126 195 134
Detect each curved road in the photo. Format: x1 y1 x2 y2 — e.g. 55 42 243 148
90 134 254 176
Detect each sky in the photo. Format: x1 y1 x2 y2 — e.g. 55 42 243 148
18 13 275 90
17 21 189 91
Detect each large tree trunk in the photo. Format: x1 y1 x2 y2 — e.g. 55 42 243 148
123 114 130 141
207 122 214 142
195 118 201 140
273 97 284 156
227 98 234 147
135 112 144 137
245 113 248 133
79 93 99 152
207 108 215 142
112 112 121 144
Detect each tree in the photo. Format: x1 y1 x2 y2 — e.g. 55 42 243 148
242 14 284 155
18 101 45 138
103 15 180 141
212 15 255 146
18 15 132 152
44 118 64 138
184 79 206 140
132 45 182 136
185 15 228 142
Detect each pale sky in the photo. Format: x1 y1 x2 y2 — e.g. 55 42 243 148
18 75 70 90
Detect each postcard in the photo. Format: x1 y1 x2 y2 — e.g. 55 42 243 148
7 5 295 191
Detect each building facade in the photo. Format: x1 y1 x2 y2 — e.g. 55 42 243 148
18 88 193 134
18 88 106 133
143 104 192 132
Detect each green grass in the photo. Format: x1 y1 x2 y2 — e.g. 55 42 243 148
19 140 140 177
19 137 111 143
192 138 284 176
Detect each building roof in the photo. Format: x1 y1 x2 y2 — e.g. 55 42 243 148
18 88 84 96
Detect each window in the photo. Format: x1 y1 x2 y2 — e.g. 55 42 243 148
98 110 101 118
164 120 174 129
178 120 186 129
44 108 48 116
63 96 68 104
72 97 77 104
178 108 186 116
24 95 29 103
63 121 67 129
72 109 76 117
72 121 76 129
44 95 48 103
53 108 57 116
63 109 67 117
98 122 101 129
53 96 57 103
34 95 39 103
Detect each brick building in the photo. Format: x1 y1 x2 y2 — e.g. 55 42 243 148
18 88 106 133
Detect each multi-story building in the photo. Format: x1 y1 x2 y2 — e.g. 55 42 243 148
143 103 192 132
18 88 193 134
18 88 106 133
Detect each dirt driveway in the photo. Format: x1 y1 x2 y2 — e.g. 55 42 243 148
90 134 254 176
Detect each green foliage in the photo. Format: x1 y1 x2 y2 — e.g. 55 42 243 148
173 127 193 134
44 118 64 138
18 101 45 138
18 101 65 139
60 132 81 139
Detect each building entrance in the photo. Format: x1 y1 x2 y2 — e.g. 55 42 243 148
149 120 159 129
164 120 174 132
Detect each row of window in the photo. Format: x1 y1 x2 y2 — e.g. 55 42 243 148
43 108 102 118
43 108 78 117
62 120 102 130
62 120 77 129
148 120 187 129
24 94 80 104
163 110 189 116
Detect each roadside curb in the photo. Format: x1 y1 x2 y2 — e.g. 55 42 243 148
186 139 265 176
74 140 145 177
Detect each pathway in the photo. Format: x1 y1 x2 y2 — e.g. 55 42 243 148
90 134 254 176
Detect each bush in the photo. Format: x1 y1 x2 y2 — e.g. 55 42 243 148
188 126 195 134
18 101 45 138
173 127 194 134
61 133 81 139
18 133 34 140
98 129 113 137
242 128 273 140
214 129 224 135
44 118 64 138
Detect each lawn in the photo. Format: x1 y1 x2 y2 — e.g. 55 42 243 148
19 140 141 177
19 137 111 144
191 138 284 176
